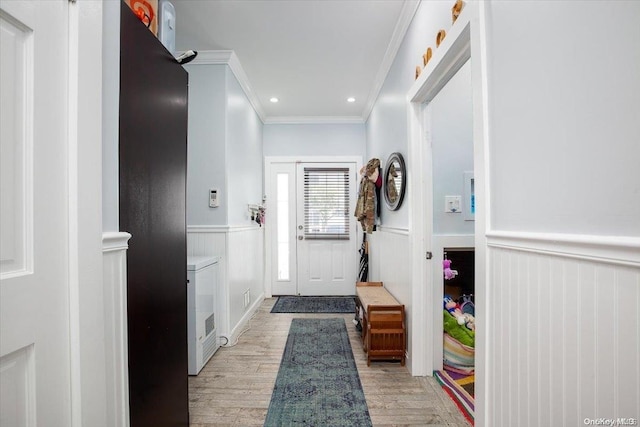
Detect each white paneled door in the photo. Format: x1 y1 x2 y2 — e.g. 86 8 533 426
296 163 357 295
0 1 71 426
269 160 358 296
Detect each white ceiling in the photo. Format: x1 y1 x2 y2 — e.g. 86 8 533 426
172 0 417 123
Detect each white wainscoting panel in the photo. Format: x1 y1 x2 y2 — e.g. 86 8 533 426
486 233 640 427
102 232 131 427
188 226 264 345
187 226 227 259
368 227 414 370
227 226 265 342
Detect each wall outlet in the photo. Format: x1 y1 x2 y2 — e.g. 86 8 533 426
445 195 461 213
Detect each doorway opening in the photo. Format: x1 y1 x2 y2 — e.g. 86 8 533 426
424 54 476 423
404 5 488 422
439 247 475 423
265 158 360 297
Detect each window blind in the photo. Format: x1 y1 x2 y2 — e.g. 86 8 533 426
303 167 350 240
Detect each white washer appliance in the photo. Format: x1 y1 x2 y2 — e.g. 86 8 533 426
187 256 220 375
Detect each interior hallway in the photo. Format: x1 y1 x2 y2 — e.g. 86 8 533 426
188 298 469 426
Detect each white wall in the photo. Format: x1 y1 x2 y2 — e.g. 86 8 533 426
486 1 640 236
185 64 227 226
431 60 474 236
366 0 452 230
102 0 120 232
185 62 265 346
482 2 640 426
366 6 640 426
364 0 462 375
225 68 264 225
186 64 264 227
263 123 366 157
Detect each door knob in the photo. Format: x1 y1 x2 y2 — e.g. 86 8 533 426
298 225 303 230
298 236 304 240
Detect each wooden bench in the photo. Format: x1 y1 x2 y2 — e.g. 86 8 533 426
355 282 406 366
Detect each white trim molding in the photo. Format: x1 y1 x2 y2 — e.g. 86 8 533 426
264 155 363 165
487 230 640 268
190 50 234 65
102 231 131 427
377 225 410 236
264 116 364 125
407 6 471 104
404 3 480 380
102 232 132 252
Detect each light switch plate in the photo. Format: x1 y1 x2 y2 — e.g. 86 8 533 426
445 195 461 213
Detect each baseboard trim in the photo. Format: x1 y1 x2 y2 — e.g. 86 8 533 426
487 230 640 267
223 293 265 346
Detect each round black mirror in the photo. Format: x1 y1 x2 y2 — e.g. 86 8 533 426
384 152 406 210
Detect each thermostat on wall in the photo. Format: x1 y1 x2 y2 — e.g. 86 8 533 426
209 189 219 208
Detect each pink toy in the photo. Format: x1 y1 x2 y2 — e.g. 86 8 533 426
443 259 458 280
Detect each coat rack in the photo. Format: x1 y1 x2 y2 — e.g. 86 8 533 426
248 203 266 226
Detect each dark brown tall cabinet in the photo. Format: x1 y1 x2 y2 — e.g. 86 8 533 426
119 2 189 425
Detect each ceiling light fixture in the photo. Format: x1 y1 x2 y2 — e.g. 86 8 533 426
347 97 356 103
270 97 279 103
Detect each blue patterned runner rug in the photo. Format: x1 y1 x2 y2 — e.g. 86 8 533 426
264 318 372 426
270 296 356 313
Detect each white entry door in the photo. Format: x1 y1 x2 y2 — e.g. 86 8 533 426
1 1 72 425
268 160 358 296
296 163 357 296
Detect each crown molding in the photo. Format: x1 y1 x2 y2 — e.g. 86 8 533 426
188 50 267 123
362 0 420 122
264 116 364 125
190 50 234 65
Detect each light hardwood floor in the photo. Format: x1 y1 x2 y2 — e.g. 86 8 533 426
189 298 470 426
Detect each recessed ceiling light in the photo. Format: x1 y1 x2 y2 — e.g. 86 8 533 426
347 97 356 103
270 97 279 103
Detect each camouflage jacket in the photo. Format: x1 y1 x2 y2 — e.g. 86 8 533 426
354 158 381 233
